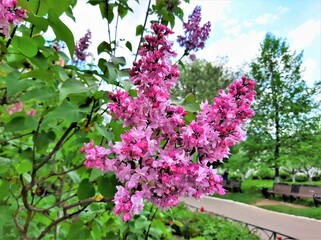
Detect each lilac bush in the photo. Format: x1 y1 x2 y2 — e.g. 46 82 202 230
73 29 92 62
0 0 26 37
177 5 211 59
83 23 256 222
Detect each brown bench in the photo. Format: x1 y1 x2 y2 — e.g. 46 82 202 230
263 183 292 201
289 185 321 207
263 183 321 207
222 180 242 193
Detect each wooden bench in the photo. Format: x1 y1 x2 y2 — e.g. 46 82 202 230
263 183 321 207
263 183 292 201
222 180 242 193
289 185 321 207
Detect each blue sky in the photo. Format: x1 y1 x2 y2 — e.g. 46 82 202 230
64 0 321 87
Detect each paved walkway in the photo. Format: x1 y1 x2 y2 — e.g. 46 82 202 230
180 196 321 240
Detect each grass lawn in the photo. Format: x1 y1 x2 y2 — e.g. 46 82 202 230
213 179 321 220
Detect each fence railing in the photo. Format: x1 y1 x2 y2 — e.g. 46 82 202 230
186 204 297 240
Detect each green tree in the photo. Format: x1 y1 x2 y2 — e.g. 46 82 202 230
281 128 321 182
246 32 320 182
171 58 237 103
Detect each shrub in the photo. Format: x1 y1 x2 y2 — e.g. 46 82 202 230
254 168 274 180
279 171 291 181
166 204 259 240
295 175 308 182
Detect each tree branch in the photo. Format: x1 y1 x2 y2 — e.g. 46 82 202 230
37 196 112 239
34 122 77 173
134 0 152 62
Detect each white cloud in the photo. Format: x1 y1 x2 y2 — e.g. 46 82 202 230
222 19 241 36
302 58 317 86
255 13 278 25
222 18 238 28
277 6 288 14
197 30 266 70
288 19 321 50
243 21 253 28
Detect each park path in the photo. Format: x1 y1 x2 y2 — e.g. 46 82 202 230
180 196 321 240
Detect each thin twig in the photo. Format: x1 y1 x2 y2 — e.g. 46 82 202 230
37 196 112 239
134 0 152 62
32 116 44 163
34 122 77 173
0 131 34 145
105 0 112 48
29 0 41 37
5 26 17 48
114 14 119 57
145 208 158 240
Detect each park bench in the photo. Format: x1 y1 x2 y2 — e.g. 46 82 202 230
222 180 242 193
289 185 321 207
262 183 292 201
263 183 321 207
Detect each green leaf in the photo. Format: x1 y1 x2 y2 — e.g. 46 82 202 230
0 61 14 78
77 178 95 200
28 51 49 70
91 219 102 240
0 157 11 175
118 5 128 19
67 221 90 239
21 87 57 101
65 7 76 21
109 121 126 142
94 123 113 141
34 131 56 151
136 25 144 36
67 170 80 184
4 116 38 132
17 36 38 58
134 215 150 230
97 174 118 198
5 70 34 97
23 173 32 183
125 41 132 52
0 180 9 199
27 14 49 32
15 160 32 175
97 41 112 55
111 56 126 66
120 79 133 91
48 9 75 57
106 3 115 22
38 0 71 17
59 78 93 103
173 220 184 227
183 93 196 103
43 100 87 123
89 168 103 182
52 65 69 82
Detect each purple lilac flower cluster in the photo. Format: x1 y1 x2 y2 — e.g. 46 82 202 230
177 6 211 59
0 0 27 37
83 23 256 222
74 30 91 62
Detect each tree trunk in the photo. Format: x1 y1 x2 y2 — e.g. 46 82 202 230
291 174 296 182
275 167 280 183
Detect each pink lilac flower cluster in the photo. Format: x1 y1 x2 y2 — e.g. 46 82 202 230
6 101 36 116
74 30 91 62
177 6 211 60
83 23 256 222
0 0 27 37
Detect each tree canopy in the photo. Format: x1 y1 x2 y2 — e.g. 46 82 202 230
245 32 320 181
171 58 237 103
